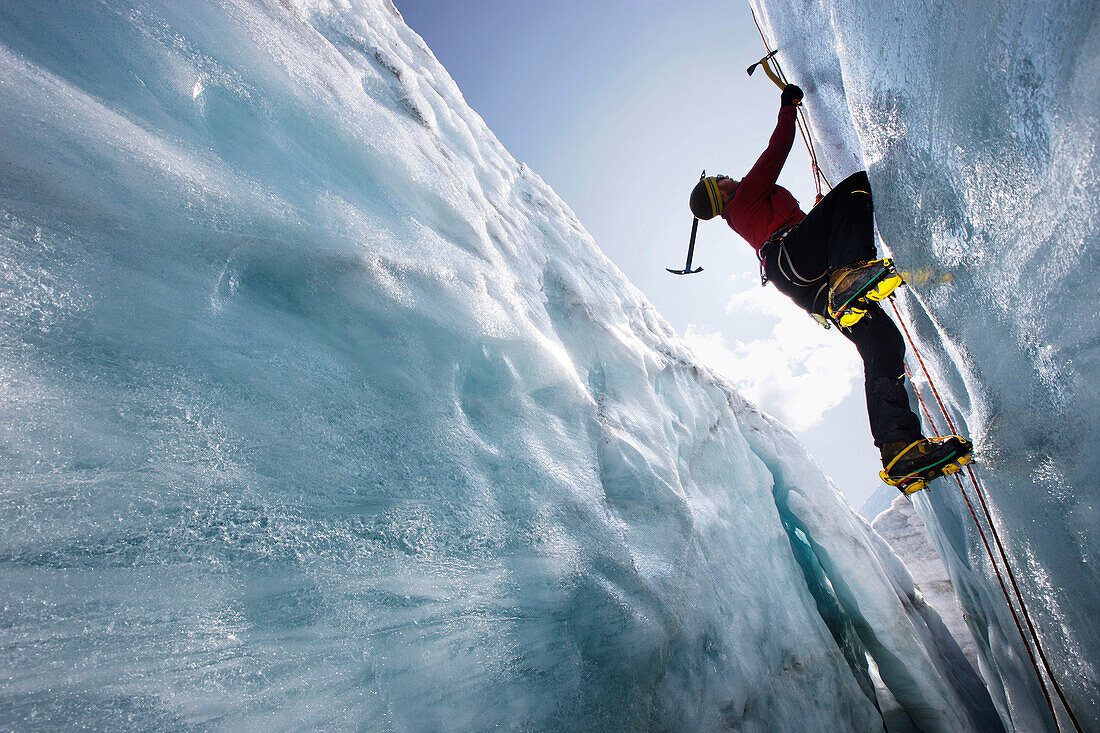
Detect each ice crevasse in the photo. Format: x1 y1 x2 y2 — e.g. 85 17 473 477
0 0 1061 730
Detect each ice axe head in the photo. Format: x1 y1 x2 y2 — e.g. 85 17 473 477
666 265 703 275
746 49 779 77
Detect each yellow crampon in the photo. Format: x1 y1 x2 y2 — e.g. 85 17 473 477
828 259 904 328
835 306 868 329
880 437 973 495
861 262 904 303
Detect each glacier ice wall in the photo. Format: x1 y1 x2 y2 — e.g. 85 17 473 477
753 0 1100 729
0 0 1000 730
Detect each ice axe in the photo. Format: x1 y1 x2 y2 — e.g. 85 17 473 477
667 171 706 276
747 49 785 90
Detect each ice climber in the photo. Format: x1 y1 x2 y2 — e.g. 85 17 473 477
688 83 972 494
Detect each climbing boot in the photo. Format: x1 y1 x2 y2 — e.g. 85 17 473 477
880 436 974 495
827 259 903 327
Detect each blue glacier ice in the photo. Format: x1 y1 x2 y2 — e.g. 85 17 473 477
0 0 1088 730
752 0 1100 729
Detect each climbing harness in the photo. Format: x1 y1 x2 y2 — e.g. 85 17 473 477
757 223 801 285
758 225 835 328
745 6 1085 729
775 238 831 327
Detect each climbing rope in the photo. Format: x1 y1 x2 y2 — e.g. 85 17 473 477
743 4 1084 729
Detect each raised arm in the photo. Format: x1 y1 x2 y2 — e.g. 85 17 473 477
736 100 799 203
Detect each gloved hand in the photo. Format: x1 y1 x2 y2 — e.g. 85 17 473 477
781 84 803 107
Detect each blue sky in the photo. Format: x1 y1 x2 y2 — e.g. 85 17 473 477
395 0 885 508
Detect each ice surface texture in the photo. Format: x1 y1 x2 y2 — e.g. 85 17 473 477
873 497 978 672
751 0 1100 728
1 1 995 730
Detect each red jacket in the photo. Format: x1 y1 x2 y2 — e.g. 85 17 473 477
722 104 805 251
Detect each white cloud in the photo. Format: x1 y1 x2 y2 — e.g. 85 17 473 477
683 275 862 432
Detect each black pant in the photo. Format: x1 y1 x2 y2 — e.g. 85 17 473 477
761 171 922 448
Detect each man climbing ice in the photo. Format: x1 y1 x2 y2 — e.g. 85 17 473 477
688 82 972 494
